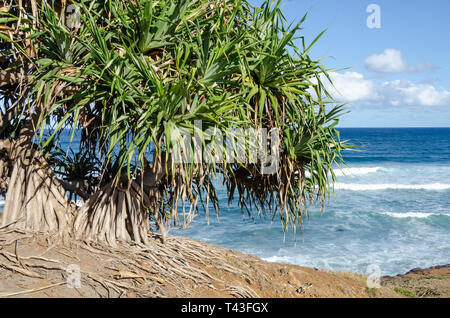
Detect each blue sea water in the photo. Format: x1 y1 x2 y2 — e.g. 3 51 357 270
177 128 450 276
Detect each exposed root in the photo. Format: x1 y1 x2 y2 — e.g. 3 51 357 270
226 285 259 298
0 228 261 298
73 180 168 247
0 282 66 298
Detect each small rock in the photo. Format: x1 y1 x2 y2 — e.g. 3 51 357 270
296 282 313 294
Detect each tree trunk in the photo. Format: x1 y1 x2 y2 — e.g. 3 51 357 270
0 121 167 247
73 179 168 246
0 139 72 235
0 137 167 246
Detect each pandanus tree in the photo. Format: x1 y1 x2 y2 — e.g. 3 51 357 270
0 0 348 247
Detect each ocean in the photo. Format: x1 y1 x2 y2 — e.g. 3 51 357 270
2 128 449 276
177 128 450 276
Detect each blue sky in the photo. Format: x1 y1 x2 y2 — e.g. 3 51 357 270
251 0 450 127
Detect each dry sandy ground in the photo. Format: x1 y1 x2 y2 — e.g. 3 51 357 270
381 265 450 298
0 229 447 298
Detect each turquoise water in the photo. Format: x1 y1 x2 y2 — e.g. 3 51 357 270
177 128 450 276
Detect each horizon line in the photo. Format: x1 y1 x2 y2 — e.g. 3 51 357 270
336 126 450 129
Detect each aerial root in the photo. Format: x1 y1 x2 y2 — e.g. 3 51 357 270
73 181 160 247
1 147 71 236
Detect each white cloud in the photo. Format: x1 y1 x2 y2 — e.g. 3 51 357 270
320 71 450 107
381 79 450 106
365 49 436 74
326 72 379 102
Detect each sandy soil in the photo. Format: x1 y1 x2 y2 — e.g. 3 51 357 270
0 229 447 298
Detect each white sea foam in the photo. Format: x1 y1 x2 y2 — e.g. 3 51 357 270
304 166 385 178
262 256 292 264
380 212 439 219
334 183 450 191
334 167 385 177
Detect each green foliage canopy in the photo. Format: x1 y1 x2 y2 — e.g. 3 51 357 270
0 0 350 235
